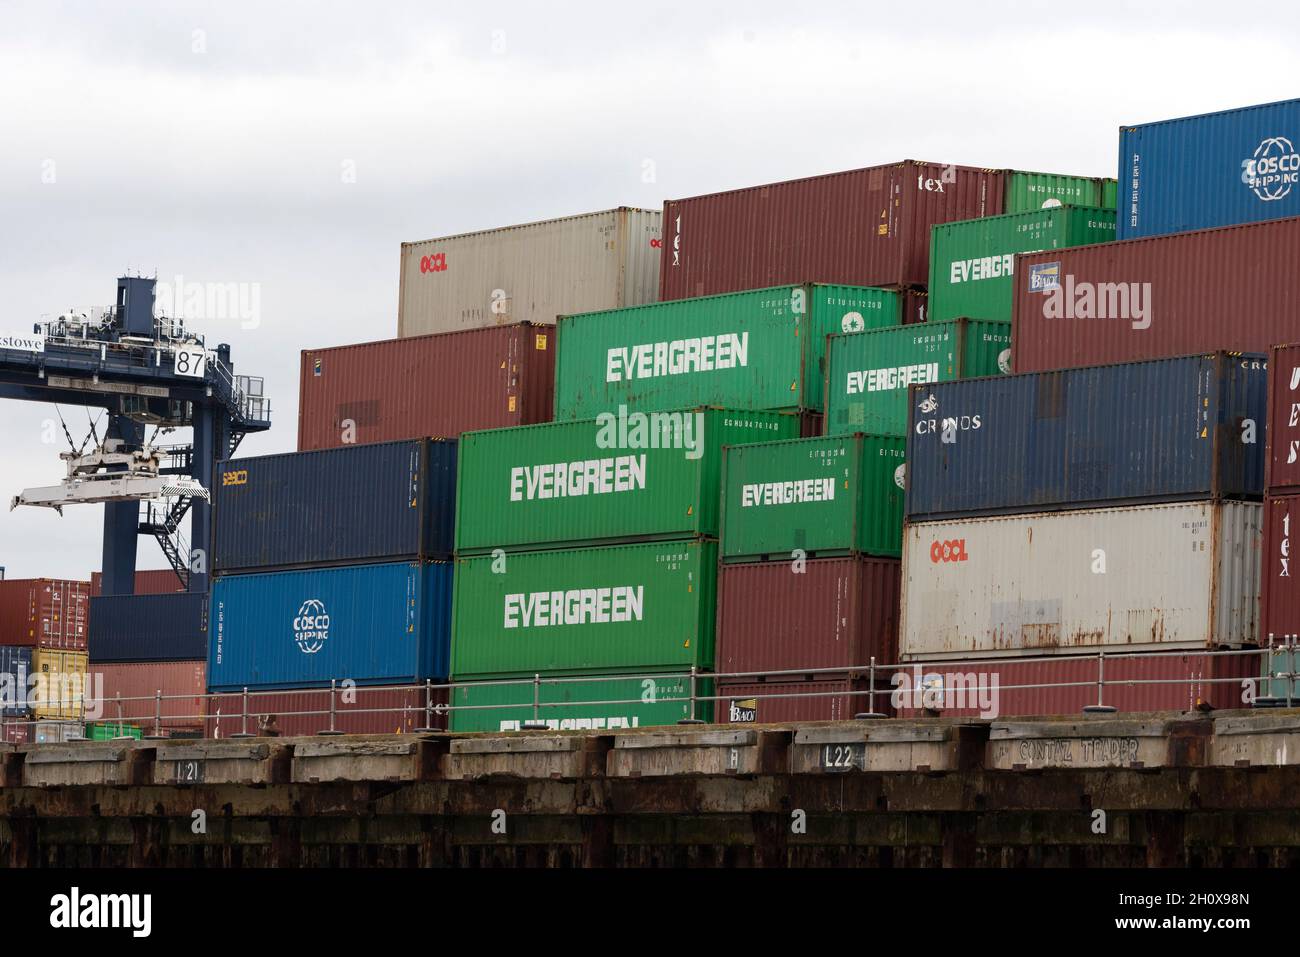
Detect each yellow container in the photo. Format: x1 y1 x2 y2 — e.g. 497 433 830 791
31 649 88 720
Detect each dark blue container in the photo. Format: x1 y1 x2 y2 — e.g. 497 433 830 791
1119 98 1300 239
88 593 209 662
212 439 456 574
906 353 1267 521
0 646 33 716
207 561 452 691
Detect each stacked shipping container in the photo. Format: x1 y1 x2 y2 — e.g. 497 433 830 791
900 353 1266 714
449 411 800 730
0 579 89 725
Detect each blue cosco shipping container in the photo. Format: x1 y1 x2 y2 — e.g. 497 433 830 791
906 353 1266 521
1119 98 1300 239
0 646 33 715
208 561 452 691
213 439 456 574
88 593 209 662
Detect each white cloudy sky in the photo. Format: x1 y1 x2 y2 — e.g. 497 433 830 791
0 0 1294 578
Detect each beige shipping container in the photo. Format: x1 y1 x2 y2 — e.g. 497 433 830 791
901 501 1261 661
398 207 661 337
31 649 89 720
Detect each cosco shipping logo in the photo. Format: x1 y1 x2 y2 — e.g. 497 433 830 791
293 599 330 654
1242 136 1299 202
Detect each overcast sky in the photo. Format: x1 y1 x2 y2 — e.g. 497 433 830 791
1 0 1295 579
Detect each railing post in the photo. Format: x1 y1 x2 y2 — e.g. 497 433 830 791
855 656 888 719
678 665 705 724
1082 650 1117 714
415 678 440 733
317 679 344 735
521 674 547 731
144 689 166 739
1288 638 1296 711
231 686 254 738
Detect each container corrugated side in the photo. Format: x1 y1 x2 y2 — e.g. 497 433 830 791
554 284 901 420
1119 98 1300 240
720 435 906 560
0 578 90 650
892 650 1255 718
1261 493 1300 646
825 319 1010 438
905 353 1267 522
455 409 799 554
298 323 555 451
1012 216 1300 373
90 570 184 597
900 501 1261 660
448 672 708 732
207 685 442 737
450 539 716 679
717 678 883 724
1003 171 1110 212
660 161 1005 298
715 557 899 674
1267 343 1300 492
928 206 1115 324
214 439 456 573
0 647 33 716
88 593 208 663
398 207 661 336
31 649 88 720
208 562 453 691
96 660 208 730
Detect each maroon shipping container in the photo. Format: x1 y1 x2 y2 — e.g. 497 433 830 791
1012 215 1300 373
716 557 900 676
892 650 1257 719
1261 493 1300 644
298 323 555 451
717 677 891 724
206 685 445 738
901 287 928 325
661 161 1005 300
1268 344 1300 492
95 660 207 730
90 569 184 597
0 579 89 650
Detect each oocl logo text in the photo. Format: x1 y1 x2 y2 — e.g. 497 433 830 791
931 539 969 563
1242 136 1299 202
293 599 329 654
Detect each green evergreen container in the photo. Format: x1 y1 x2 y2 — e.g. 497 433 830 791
1004 170 1112 212
929 205 1116 323
85 722 143 741
554 284 901 420
448 672 712 732
451 539 717 679
824 319 1011 437
455 409 799 554
721 434 906 561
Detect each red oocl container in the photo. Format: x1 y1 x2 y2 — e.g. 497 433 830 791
715 557 900 677
717 678 891 724
95 660 207 730
1012 215 1300 373
1262 493 1300 644
661 161 1005 300
90 569 184 597
206 685 446 738
892 650 1258 719
0 579 89 650
298 323 555 451
1268 344 1300 492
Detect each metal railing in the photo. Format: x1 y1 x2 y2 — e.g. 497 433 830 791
2 643 1296 744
